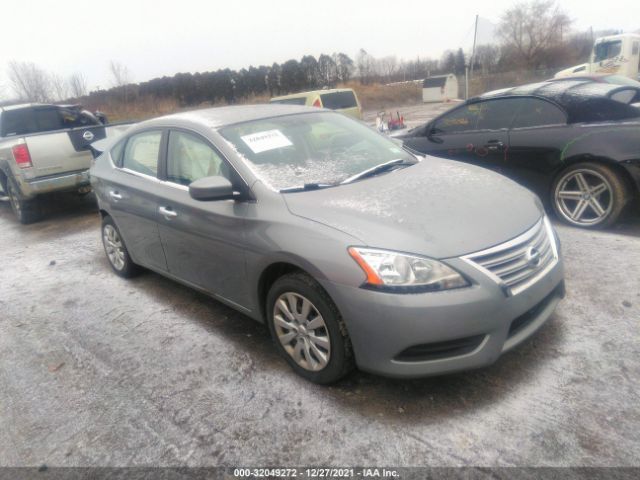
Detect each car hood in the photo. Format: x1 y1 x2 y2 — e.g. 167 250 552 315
283 157 543 259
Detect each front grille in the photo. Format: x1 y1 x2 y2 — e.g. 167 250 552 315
395 335 486 362
462 217 558 296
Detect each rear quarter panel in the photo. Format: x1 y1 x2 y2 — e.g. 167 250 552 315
561 122 640 190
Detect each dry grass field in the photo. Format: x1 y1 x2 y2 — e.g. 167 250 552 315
90 82 423 123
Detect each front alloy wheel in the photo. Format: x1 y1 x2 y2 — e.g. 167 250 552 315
273 292 331 372
552 163 629 229
266 272 354 384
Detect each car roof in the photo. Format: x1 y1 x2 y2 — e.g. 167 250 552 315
479 80 635 103
0 102 82 112
271 88 355 101
137 104 326 130
475 80 640 122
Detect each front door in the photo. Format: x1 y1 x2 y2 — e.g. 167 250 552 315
403 98 520 174
155 129 249 308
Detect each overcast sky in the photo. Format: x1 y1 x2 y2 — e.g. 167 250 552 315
1 0 638 95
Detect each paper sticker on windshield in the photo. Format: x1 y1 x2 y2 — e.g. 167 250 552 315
241 130 293 154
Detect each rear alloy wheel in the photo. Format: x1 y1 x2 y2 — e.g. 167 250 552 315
266 272 354 384
7 177 40 224
552 163 629 229
101 216 140 278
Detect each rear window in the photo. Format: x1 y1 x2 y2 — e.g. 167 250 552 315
320 91 357 110
270 97 307 105
1 109 38 136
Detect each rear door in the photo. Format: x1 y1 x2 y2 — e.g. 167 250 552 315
105 129 168 272
403 99 514 173
22 106 102 177
506 98 570 193
155 129 249 307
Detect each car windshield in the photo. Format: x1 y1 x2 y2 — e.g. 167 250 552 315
218 111 415 191
593 40 622 62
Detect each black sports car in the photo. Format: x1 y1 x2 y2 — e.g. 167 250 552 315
401 80 640 228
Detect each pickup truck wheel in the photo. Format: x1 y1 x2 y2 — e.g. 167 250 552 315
551 162 629 229
101 216 140 278
7 177 40 224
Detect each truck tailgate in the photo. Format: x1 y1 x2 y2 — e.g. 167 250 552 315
24 124 124 177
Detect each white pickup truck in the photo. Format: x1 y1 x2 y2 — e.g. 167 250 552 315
0 103 131 223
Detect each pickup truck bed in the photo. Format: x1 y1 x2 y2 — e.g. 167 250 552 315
0 103 131 223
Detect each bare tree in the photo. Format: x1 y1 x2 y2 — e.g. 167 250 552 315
378 56 399 82
109 60 131 87
50 74 69 101
497 0 572 68
474 45 501 75
109 60 132 105
68 72 88 98
7 61 52 102
356 49 376 84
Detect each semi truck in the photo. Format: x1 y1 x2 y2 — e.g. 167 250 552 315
555 33 640 80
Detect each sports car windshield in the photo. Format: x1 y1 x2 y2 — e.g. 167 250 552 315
219 111 415 191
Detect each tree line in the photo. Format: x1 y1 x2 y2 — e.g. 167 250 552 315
1 1 619 109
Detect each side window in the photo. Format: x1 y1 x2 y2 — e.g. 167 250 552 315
166 130 231 186
122 131 162 176
432 104 481 134
110 140 126 166
475 99 520 130
433 100 516 133
512 99 566 128
32 108 64 132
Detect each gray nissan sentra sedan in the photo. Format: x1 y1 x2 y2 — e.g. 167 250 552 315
90 104 565 384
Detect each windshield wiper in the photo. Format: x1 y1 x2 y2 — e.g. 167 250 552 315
340 158 418 185
280 182 336 193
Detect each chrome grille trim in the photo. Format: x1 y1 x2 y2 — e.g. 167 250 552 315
461 216 559 296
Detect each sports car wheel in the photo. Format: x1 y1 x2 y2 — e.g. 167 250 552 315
552 162 629 229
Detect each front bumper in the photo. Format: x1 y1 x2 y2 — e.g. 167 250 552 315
321 256 565 378
19 169 91 198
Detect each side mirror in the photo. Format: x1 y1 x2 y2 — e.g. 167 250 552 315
189 176 236 201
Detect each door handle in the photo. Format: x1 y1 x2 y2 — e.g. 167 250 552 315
159 206 177 218
485 140 505 152
109 191 122 200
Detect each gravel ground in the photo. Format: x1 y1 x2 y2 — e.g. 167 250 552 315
0 190 638 468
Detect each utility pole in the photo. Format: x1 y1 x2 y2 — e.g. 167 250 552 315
466 14 479 99
469 14 479 80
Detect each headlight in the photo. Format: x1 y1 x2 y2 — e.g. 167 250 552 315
348 247 469 292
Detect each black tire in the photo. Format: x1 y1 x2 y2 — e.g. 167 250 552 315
551 162 630 229
101 215 141 278
266 272 354 384
6 176 40 224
